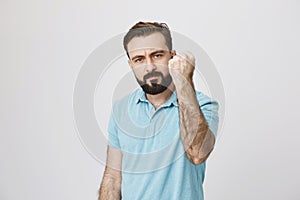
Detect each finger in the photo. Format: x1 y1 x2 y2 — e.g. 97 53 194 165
185 51 195 65
169 55 179 67
168 57 181 70
175 52 193 64
174 51 186 59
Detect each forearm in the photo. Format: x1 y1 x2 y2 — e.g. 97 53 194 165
99 168 122 200
176 79 215 164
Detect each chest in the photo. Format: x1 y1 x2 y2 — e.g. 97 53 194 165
115 105 181 153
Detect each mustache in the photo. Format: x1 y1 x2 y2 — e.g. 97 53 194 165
143 71 164 82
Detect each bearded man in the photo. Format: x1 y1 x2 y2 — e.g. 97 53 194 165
99 21 219 200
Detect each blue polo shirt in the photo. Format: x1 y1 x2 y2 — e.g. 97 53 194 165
108 88 219 200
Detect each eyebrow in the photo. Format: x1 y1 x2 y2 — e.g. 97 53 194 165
130 50 166 60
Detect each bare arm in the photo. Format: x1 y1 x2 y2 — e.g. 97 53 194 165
176 77 215 165
98 146 122 200
169 52 215 165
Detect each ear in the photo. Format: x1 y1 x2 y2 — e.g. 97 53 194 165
170 50 176 58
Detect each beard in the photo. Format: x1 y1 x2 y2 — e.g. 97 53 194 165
136 71 173 95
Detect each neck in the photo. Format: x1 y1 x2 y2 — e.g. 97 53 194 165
146 83 175 109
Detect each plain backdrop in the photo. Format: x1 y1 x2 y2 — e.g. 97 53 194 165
1 0 300 199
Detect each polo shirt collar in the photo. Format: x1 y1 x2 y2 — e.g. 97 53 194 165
135 89 178 107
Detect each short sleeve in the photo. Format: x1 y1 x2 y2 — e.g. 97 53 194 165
107 110 121 149
197 92 219 137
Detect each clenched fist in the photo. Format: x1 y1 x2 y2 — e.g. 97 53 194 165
168 51 196 89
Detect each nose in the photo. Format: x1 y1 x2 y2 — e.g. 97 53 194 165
145 57 157 72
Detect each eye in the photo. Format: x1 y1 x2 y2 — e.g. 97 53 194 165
153 54 163 59
134 57 143 63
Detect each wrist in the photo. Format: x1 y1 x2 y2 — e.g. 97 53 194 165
173 77 195 92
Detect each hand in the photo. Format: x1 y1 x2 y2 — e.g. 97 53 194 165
168 51 195 87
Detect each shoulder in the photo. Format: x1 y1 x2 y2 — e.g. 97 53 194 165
195 90 219 107
195 91 219 135
112 88 142 112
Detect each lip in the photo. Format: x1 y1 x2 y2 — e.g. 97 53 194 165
147 76 158 81
146 76 159 85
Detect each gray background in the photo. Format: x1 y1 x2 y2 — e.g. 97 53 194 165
1 0 299 199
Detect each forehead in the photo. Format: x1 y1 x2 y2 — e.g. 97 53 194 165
127 32 169 55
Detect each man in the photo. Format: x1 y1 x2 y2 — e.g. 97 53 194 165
99 22 219 200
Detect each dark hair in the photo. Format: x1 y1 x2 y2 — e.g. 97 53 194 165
123 21 172 57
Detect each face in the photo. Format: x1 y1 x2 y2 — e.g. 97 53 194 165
127 32 175 95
